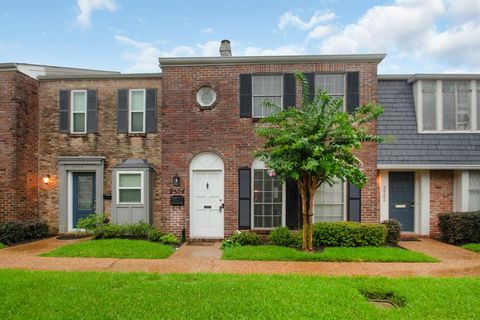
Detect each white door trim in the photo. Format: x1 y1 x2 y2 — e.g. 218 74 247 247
189 152 225 238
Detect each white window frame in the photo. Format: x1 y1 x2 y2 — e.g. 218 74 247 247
314 73 346 110
116 171 144 205
252 74 283 118
312 181 347 223
70 90 87 134
251 159 286 229
128 89 146 133
417 80 478 133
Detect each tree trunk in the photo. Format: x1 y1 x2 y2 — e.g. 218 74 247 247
307 183 317 251
297 181 308 251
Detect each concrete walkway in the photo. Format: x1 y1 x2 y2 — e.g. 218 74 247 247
0 237 479 277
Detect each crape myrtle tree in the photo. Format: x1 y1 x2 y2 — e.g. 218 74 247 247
254 72 383 251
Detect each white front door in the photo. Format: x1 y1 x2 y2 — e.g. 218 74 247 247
191 170 224 238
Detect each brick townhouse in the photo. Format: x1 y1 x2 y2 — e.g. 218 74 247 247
1 41 479 239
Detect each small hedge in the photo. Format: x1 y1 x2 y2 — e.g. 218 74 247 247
0 221 49 245
221 231 260 249
313 222 386 247
439 211 480 244
382 219 401 246
77 214 178 245
269 227 295 247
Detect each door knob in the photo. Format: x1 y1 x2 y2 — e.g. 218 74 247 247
219 203 224 212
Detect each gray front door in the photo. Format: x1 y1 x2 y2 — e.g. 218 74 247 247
389 172 414 232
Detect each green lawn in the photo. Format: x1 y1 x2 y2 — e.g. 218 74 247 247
462 243 480 253
222 245 438 262
0 270 479 319
40 239 175 259
0 243 5 250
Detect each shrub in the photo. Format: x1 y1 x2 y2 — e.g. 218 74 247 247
0 221 49 245
231 231 260 246
159 233 179 245
222 231 260 249
92 222 153 240
439 211 480 244
77 214 109 232
269 227 295 247
313 222 386 248
382 219 401 246
147 228 163 242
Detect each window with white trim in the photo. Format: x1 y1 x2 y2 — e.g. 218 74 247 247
71 90 87 133
314 74 345 101
117 172 143 204
252 160 284 228
468 171 480 211
417 79 478 132
252 75 283 118
129 89 146 133
313 180 345 222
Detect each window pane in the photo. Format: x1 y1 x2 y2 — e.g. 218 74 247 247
469 171 480 211
253 169 282 228
422 81 436 130
131 91 145 111
457 81 471 130
73 92 86 112
131 112 144 132
73 113 85 132
77 175 94 210
315 74 345 96
119 174 141 188
313 181 344 222
253 96 281 117
443 81 456 130
119 189 141 203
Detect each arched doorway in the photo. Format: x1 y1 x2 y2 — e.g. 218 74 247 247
189 152 224 238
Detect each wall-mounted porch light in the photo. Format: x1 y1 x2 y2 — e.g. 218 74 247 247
172 173 180 187
43 174 50 185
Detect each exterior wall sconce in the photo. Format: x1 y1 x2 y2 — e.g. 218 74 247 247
172 174 180 187
43 174 50 185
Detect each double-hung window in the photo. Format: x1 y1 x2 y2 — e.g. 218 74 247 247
443 80 472 131
71 90 87 133
129 89 146 133
252 75 283 118
313 180 345 222
315 74 345 102
117 172 143 204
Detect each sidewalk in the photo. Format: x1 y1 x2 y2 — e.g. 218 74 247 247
0 237 479 277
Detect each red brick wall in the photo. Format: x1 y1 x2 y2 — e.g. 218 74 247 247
38 78 162 232
429 170 454 237
160 62 380 238
0 70 39 223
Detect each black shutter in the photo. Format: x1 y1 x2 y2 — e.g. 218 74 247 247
59 90 70 133
238 168 251 229
285 178 300 229
239 74 252 117
86 90 97 133
346 72 360 113
145 89 157 133
305 73 315 102
283 73 296 109
117 89 128 133
347 183 361 222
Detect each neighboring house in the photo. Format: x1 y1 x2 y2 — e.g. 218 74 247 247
378 75 480 237
1 41 478 239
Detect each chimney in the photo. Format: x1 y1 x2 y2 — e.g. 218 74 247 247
219 40 232 57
